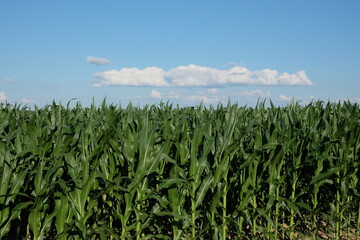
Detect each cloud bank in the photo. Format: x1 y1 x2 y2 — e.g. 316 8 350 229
87 56 111 65
92 64 313 87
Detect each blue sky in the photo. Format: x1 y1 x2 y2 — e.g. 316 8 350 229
1 0 359 107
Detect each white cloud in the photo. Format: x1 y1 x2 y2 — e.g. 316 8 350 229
0 92 7 101
20 98 35 104
92 83 102 88
166 91 181 99
239 90 271 97
1 78 13 83
87 56 111 65
279 94 292 101
150 90 181 100
93 67 168 87
184 95 223 104
148 89 223 104
93 64 314 87
150 90 162 99
207 88 218 95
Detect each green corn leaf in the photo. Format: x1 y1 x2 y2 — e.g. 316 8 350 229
280 197 300 215
8 166 30 204
195 174 214 208
156 211 192 222
28 203 42 239
310 166 343 185
0 201 32 238
158 178 186 190
257 208 275 229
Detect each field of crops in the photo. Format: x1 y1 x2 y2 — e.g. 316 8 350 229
0 100 359 239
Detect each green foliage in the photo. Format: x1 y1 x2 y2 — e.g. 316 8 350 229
0 100 359 239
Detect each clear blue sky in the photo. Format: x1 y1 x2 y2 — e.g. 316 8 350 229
1 0 359 107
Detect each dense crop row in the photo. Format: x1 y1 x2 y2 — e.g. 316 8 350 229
0 100 359 239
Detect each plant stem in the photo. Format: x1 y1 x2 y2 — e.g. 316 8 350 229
222 184 227 240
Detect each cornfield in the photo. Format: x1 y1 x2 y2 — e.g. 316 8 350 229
0 100 359 239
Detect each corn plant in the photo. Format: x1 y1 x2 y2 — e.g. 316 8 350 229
0 100 359 239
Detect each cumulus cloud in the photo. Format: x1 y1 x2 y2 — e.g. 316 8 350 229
93 64 314 87
87 56 111 65
279 94 292 101
0 92 7 101
150 90 162 99
93 67 168 87
1 78 13 83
